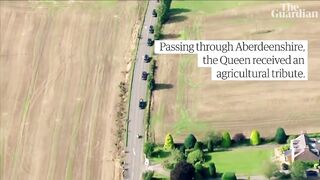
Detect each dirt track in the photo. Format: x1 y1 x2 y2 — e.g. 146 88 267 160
1 1 141 179
152 1 320 142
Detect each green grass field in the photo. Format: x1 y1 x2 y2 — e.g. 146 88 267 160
204 147 273 175
171 1 255 14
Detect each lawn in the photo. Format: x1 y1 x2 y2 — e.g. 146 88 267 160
204 147 273 175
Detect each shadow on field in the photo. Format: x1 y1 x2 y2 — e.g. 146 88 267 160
170 8 191 16
166 15 188 24
155 83 174 90
162 33 181 39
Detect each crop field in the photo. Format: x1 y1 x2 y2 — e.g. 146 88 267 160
0 1 144 180
151 1 320 143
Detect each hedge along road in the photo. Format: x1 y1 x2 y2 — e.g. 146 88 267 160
125 0 158 179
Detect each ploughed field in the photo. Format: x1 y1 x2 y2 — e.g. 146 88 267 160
151 1 320 143
0 1 142 180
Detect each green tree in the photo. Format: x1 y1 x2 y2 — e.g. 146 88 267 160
187 149 204 164
147 73 155 91
274 127 288 144
170 161 195 180
208 163 216 177
221 131 232 148
194 142 203 150
184 134 197 149
222 172 237 180
142 170 154 180
143 142 155 158
291 161 307 179
250 130 261 145
164 133 174 150
206 131 222 147
207 140 213 152
171 148 185 162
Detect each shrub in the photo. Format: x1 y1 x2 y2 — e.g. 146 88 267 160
291 161 308 179
194 142 203 150
232 133 246 144
221 131 232 148
187 149 204 164
287 135 297 144
143 142 155 158
171 149 185 162
184 134 197 149
142 170 154 180
280 144 290 153
194 162 204 173
163 160 174 170
170 161 195 180
222 172 237 180
206 131 222 147
250 130 261 145
179 145 186 154
147 73 155 91
275 127 288 144
208 163 216 177
164 133 175 150
207 140 213 152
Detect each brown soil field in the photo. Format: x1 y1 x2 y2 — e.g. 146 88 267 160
1 1 143 180
152 1 320 143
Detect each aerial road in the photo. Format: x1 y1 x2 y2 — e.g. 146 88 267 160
125 0 158 179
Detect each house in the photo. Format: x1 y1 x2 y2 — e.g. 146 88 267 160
284 133 320 164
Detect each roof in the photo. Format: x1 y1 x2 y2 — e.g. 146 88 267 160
291 134 320 161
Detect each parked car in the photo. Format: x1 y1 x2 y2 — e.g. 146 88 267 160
144 54 151 63
139 98 146 109
141 71 148 80
147 38 153 46
152 9 157 17
149 25 154 34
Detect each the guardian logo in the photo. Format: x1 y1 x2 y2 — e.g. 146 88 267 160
271 3 319 19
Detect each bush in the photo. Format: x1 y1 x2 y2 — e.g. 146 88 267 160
222 172 237 180
232 133 246 144
221 131 232 148
207 140 213 152
164 133 175 150
208 163 217 177
280 144 290 153
184 134 197 149
287 135 297 144
154 23 162 40
187 149 204 164
291 161 308 179
275 127 288 144
194 142 203 150
170 161 195 180
250 130 261 145
194 162 204 173
163 160 174 170
171 149 185 162
143 142 155 158
147 73 155 91
205 131 222 147
179 145 186 154
142 170 154 180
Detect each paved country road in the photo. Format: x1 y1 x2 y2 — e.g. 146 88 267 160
125 0 158 179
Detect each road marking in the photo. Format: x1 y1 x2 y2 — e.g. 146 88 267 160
133 148 136 156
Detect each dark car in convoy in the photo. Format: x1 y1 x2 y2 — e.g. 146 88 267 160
152 9 157 17
144 54 151 63
149 25 154 34
141 71 148 80
139 98 146 109
147 38 153 46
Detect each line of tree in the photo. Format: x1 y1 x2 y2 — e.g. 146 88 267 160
154 0 172 40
